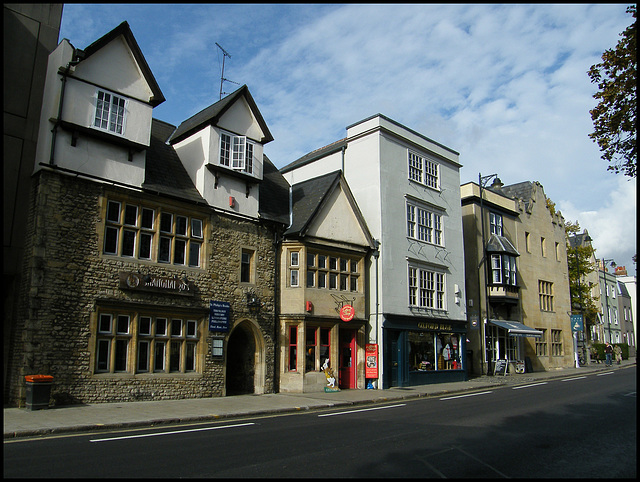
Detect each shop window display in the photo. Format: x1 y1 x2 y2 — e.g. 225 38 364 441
408 332 462 371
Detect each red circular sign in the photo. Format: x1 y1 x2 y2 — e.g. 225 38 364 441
340 304 355 322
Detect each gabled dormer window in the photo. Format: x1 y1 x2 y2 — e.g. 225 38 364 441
94 90 126 135
220 131 255 174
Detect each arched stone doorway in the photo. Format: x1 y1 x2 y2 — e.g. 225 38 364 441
225 320 266 395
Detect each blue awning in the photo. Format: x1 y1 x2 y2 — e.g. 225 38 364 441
489 320 542 338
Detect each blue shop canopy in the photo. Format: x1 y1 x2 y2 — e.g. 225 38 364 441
489 320 542 338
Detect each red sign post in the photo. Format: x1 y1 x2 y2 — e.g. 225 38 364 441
365 343 378 378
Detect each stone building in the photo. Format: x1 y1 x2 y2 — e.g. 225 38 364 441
5 22 289 406
461 179 574 374
278 171 375 392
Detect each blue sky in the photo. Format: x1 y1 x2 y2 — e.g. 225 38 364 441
59 3 636 274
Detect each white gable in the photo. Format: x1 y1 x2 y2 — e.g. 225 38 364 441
217 96 266 142
305 184 369 246
74 36 154 103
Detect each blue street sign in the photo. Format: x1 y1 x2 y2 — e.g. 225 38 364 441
570 314 583 332
209 300 230 332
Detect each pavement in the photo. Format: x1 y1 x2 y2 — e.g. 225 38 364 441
4 359 635 439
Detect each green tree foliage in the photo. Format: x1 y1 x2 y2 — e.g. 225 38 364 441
587 5 637 178
565 221 599 338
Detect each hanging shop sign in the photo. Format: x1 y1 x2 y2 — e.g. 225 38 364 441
119 271 194 296
570 314 584 332
209 300 230 332
365 344 378 378
340 304 355 322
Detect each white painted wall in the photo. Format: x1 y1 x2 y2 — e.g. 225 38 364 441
34 36 155 188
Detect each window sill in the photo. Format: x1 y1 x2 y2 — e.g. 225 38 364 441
56 119 148 151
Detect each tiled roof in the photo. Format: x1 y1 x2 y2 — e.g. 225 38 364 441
142 119 206 204
285 170 343 236
259 154 290 225
169 85 273 145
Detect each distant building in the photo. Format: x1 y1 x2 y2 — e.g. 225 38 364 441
597 262 621 345
617 281 635 356
281 115 467 388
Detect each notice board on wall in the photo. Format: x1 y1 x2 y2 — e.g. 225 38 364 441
494 359 508 376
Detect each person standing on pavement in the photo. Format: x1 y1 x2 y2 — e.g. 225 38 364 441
604 342 614 366
613 344 622 365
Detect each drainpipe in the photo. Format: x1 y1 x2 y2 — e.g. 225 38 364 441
288 186 293 229
373 239 381 388
341 145 346 173
49 51 83 165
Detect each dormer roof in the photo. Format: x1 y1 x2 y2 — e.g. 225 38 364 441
78 21 165 107
142 119 205 204
486 233 519 256
169 85 274 145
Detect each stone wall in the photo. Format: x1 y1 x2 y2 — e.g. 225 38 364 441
6 170 278 406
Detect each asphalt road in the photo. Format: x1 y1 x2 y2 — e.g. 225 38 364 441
4 367 636 478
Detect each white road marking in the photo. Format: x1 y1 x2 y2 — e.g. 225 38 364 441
596 371 614 376
89 422 255 442
512 382 548 390
561 376 587 382
318 404 405 417
440 391 493 400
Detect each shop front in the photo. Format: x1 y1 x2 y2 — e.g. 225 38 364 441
485 320 542 374
383 315 467 388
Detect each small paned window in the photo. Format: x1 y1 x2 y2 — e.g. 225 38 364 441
103 200 204 267
408 151 439 189
406 201 444 246
306 251 360 293
408 264 446 310
219 130 256 174
95 312 202 375
94 90 126 135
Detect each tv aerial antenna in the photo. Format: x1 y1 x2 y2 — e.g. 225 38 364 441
216 42 239 100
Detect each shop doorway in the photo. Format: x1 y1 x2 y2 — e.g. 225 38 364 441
339 329 356 389
226 324 255 395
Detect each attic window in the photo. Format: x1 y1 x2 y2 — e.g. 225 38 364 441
220 131 254 174
94 90 126 135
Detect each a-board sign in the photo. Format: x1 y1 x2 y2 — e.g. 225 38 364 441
494 359 508 376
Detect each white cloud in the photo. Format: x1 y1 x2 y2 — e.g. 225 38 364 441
558 176 637 273
59 3 636 272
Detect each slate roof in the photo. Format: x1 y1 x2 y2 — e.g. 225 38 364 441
169 85 274 145
142 119 206 204
485 233 520 256
258 154 291 225
285 170 343 237
78 21 165 107
280 138 347 174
